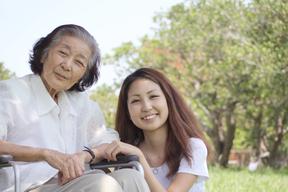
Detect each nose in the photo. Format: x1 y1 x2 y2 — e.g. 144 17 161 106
61 58 72 71
141 99 152 112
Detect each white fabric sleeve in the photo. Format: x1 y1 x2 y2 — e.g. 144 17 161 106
85 100 119 147
178 138 209 181
0 81 10 140
0 121 7 140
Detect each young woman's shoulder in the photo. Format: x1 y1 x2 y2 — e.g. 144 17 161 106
189 137 206 147
189 138 207 155
178 137 209 182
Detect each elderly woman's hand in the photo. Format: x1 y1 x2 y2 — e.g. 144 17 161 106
42 149 86 185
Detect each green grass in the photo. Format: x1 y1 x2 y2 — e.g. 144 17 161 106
206 166 288 192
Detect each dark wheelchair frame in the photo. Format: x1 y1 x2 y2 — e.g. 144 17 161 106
0 154 143 192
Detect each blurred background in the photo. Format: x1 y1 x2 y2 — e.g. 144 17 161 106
1 0 287 191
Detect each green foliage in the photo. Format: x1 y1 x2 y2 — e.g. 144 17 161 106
89 85 118 129
0 63 14 80
207 166 288 192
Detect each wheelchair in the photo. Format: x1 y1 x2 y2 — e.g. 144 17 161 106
0 154 143 192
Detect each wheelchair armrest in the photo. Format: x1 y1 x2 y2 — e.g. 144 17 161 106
90 154 139 167
0 155 13 168
89 154 144 174
0 155 21 192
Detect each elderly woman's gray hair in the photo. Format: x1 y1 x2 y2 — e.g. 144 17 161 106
29 24 101 91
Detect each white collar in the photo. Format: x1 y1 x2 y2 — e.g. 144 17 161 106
30 74 77 117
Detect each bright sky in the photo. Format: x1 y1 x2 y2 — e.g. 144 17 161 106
0 0 183 86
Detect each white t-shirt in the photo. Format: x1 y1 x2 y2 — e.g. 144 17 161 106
151 138 209 192
0 74 119 191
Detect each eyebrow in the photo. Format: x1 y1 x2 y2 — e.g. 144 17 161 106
129 89 159 97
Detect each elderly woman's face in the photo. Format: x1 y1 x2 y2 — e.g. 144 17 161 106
41 35 91 92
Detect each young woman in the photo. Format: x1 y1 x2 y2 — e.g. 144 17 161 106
105 68 210 192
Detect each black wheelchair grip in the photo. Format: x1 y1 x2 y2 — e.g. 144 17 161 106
90 154 139 168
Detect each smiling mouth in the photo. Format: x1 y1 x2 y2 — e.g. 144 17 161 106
142 114 157 120
55 72 68 80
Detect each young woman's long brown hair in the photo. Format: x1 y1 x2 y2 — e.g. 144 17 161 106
116 68 209 177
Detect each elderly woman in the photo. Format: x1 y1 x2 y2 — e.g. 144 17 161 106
0 24 149 192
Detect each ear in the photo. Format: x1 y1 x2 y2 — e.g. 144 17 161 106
40 55 45 63
40 52 49 64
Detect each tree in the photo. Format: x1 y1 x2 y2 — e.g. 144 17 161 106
246 0 288 167
105 0 288 167
0 62 14 80
89 84 118 129
106 0 256 166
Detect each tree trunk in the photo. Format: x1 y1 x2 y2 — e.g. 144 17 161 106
252 110 263 158
219 102 237 167
268 110 287 167
206 110 224 163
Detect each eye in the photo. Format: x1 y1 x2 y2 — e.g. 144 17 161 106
59 50 67 55
150 95 160 99
130 99 140 104
58 50 68 56
75 60 85 67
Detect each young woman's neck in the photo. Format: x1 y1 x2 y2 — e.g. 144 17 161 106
140 128 167 167
142 127 167 152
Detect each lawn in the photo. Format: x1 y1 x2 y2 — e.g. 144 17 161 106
206 166 288 192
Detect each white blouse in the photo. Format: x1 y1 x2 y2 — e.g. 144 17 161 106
151 138 209 192
0 74 118 191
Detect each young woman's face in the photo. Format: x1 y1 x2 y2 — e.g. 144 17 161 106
127 78 169 132
41 35 91 93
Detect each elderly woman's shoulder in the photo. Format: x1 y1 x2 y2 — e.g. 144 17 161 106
66 90 89 100
0 75 32 94
66 91 102 116
66 90 97 107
